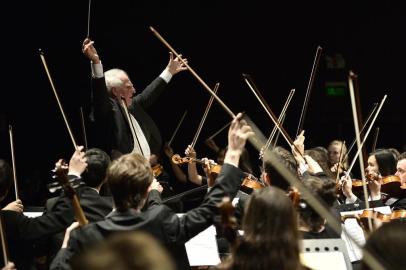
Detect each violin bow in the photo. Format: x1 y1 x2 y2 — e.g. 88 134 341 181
371 127 380 153
336 140 346 182
206 121 231 141
79 107 88 151
150 27 235 118
343 102 379 163
87 0 92 38
168 110 188 147
295 46 323 137
39 50 78 150
260 89 295 158
150 27 385 270
8 125 19 200
191 83 220 149
242 74 304 159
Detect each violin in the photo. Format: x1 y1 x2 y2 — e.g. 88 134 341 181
380 175 406 198
172 154 264 192
172 154 221 187
287 186 301 208
341 209 406 233
151 164 164 178
241 174 265 193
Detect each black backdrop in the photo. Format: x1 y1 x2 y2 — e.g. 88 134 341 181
0 1 405 205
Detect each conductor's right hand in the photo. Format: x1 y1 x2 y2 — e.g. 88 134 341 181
82 38 100 64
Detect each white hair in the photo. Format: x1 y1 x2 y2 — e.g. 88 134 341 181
104 68 127 95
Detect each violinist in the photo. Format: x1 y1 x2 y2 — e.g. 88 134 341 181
390 152 406 210
298 177 340 239
0 159 79 269
217 186 305 270
82 38 187 159
342 149 397 205
328 140 348 174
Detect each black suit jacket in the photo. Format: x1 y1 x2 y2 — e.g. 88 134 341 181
92 76 167 157
41 185 113 262
51 164 245 270
1 204 74 269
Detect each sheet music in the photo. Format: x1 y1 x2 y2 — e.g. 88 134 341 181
340 206 391 262
301 252 347 270
185 225 221 266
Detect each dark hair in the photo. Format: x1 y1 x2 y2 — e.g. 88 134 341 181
398 152 406 161
388 148 400 160
81 148 111 188
370 149 397 176
305 148 334 179
262 146 298 191
361 220 406 270
72 231 175 270
298 177 336 232
224 187 300 270
0 159 13 200
107 153 153 211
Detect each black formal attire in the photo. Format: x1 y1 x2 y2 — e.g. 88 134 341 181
1 204 74 269
92 75 167 157
38 183 113 266
50 163 245 270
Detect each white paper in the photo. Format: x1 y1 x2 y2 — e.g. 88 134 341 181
301 252 347 270
185 225 221 266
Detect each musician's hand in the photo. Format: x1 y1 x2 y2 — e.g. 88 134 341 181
185 145 197 158
2 199 23 213
293 130 305 156
62 222 80 248
225 113 254 168
163 143 174 158
304 155 323 174
368 179 381 200
341 174 354 198
1 262 16 270
68 146 87 177
149 179 163 193
166 52 188 75
82 38 100 64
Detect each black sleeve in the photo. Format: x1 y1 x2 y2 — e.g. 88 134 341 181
162 163 245 244
133 77 167 109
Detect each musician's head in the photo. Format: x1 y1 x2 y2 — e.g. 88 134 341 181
367 149 397 177
107 153 153 211
72 231 174 270
0 159 13 201
261 146 298 191
361 219 406 270
297 177 336 233
305 148 335 179
237 186 300 270
105 68 135 107
328 140 347 167
395 152 406 184
81 148 111 189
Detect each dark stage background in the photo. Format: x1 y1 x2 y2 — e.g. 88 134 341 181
0 1 405 206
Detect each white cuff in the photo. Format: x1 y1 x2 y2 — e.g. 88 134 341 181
91 62 104 78
370 193 381 201
298 163 308 175
345 194 358 204
159 68 172 83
